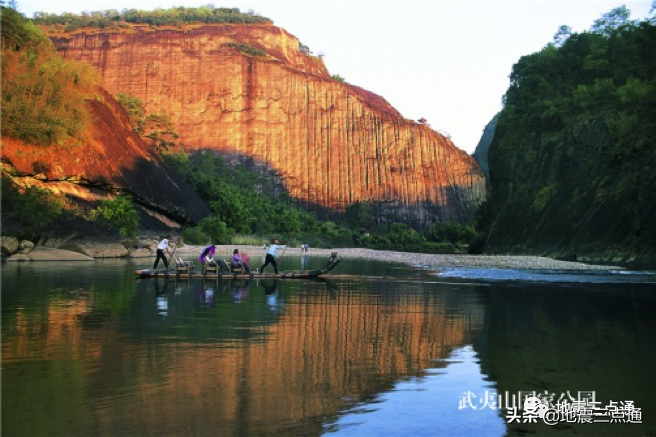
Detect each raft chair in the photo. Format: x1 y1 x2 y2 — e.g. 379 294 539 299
231 263 247 274
202 261 219 277
175 257 193 276
219 259 234 274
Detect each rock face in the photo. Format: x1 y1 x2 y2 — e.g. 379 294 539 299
49 23 485 226
1 88 210 226
64 241 130 258
18 240 35 254
6 248 95 262
1 237 19 256
472 113 499 181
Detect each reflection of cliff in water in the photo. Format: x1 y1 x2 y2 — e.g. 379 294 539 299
2 267 488 437
101 281 485 436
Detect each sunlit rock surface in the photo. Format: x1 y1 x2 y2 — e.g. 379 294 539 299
49 23 485 225
1 88 210 226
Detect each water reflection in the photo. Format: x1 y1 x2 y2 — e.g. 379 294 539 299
231 279 250 303
197 283 216 309
474 282 656 437
2 259 656 437
262 279 283 312
326 345 506 437
154 280 169 315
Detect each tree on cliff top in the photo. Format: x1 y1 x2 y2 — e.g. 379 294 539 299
32 6 272 31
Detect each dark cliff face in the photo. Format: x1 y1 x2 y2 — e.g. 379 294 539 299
2 88 210 227
47 23 485 226
472 113 499 182
487 116 656 264
482 21 656 264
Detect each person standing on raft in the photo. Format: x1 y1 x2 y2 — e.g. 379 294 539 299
153 235 173 270
260 239 286 274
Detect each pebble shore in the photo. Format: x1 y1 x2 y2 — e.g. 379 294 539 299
175 245 620 271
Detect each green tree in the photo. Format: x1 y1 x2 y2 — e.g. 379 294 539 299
198 215 231 244
344 201 374 230
590 5 633 36
181 227 210 245
426 221 476 245
116 93 145 133
553 25 572 47
32 5 272 29
89 194 139 237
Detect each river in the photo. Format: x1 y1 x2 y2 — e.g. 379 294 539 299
2 256 655 436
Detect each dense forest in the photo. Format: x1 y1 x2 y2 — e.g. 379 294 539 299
478 6 656 263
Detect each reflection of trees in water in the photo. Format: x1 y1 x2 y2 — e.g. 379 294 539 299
475 284 656 437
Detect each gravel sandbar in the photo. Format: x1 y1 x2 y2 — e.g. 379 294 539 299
174 245 620 271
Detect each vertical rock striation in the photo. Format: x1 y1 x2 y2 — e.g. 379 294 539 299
50 23 485 225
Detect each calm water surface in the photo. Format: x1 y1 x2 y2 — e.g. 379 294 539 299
2 256 655 437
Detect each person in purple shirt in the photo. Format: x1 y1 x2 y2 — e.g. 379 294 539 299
231 248 250 273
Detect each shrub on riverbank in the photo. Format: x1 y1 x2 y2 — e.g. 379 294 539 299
88 194 139 237
1 175 69 240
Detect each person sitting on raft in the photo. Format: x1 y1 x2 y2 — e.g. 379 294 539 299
200 244 218 267
230 249 250 273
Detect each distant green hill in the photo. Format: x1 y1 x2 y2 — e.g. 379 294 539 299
478 6 656 264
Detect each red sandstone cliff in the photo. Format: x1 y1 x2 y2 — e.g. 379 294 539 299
49 23 485 224
1 87 209 225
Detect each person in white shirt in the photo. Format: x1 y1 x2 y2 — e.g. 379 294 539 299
260 239 286 274
153 235 173 270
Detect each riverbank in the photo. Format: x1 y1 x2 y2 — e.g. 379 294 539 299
174 245 622 271
2 234 623 270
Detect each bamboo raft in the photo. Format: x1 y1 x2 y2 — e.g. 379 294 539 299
135 252 341 280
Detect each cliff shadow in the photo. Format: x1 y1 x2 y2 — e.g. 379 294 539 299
195 149 481 229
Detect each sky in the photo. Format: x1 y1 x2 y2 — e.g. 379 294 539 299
16 0 654 154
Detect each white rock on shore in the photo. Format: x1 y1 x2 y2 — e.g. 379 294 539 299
5 247 94 262
66 242 129 258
